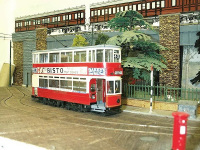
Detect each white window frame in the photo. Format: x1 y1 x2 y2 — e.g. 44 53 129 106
152 2 156 9
161 1 165 7
133 5 136 11
138 4 141 10
172 0 176 6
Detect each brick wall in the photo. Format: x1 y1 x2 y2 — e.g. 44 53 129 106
159 14 180 87
36 28 47 50
12 28 47 86
13 42 23 85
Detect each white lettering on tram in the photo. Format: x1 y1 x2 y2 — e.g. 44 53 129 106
88 68 106 75
36 67 87 75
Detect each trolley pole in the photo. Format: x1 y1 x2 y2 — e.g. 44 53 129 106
150 64 153 113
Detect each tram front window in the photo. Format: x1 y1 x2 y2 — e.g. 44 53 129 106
114 50 120 62
107 81 114 94
107 80 121 94
115 80 120 93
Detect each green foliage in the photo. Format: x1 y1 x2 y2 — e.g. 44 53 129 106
95 33 110 45
108 10 153 31
106 31 167 82
107 10 167 82
106 31 151 46
72 35 89 47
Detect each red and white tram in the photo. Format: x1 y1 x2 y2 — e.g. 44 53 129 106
32 45 123 113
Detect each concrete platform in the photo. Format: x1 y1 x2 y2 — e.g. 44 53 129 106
122 105 200 121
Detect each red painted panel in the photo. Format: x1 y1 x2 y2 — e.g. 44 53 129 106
37 88 90 105
89 78 97 103
32 87 35 95
106 95 121 108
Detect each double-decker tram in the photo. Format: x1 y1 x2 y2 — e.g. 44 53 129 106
32 45 123 113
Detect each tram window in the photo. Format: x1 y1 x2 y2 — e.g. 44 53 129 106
61 52 72 62
40 54 48 63
73 80 79 91
80 81 86 93
96 49 103 62
89 50 95 62
114 50 120 62
33 54 39 63
115 80 120 93
74 51 86 62
90 84 96 92
39 79 48 88
49 79 59 88
107 80 121 94
105 49 113 62
50 53 59 63
60 80 72 90
107 81 114 94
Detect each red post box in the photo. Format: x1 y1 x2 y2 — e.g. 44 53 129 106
172 112 190 150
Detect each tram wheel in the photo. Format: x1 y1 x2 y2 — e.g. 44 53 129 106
65 102 70 110
42 98 48 105
56 101 61 107
77 104 83 112
60 101 65 108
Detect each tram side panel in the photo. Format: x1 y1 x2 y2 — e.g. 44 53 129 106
32 74 91 105
37 88 90 105
106 95 121 108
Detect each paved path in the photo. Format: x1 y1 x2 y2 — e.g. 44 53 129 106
0 86 200 150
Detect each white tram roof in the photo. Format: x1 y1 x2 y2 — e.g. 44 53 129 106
32 45 121 54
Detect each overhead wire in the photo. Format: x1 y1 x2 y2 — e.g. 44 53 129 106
0 33 12 40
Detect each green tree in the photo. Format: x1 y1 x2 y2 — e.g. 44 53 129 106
107 10 167 82
72 35 89 47
108 10 152 32
95 33 110 45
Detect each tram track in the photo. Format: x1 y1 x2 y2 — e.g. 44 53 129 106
1 87 200 137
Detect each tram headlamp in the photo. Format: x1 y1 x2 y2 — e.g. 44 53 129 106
91 94 95 99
